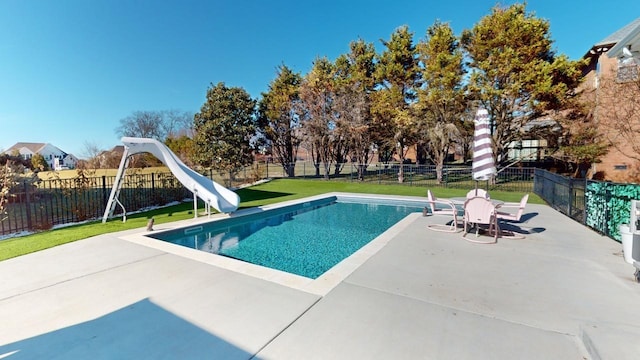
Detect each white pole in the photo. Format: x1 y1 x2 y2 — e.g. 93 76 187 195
193 191 197 219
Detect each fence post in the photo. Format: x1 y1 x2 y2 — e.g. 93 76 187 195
266 161 269 179
583 177 588 224
444 167 448 188
151 173 155 197
568 178 573 217
24 181 33 230
102 176 107 210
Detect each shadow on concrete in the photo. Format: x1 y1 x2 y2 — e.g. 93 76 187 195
496 212 547 236
0 298 258 359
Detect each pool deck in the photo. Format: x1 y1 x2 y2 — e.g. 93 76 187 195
2 193 640 359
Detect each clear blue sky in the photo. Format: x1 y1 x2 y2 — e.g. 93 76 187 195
1 0 639 158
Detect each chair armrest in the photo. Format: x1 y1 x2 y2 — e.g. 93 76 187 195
495 203 519 210
429 198 459 213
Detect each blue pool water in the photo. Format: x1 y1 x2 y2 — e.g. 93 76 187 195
149 196 423 279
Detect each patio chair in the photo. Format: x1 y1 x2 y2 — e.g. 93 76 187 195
494 194 529 239
466 188 490 199
426 189 462 233
495 194 529 223
462 196 500 244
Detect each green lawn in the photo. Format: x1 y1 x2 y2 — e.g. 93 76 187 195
0 178 542 261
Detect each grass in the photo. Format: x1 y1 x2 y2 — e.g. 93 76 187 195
37 166 171 180
0 178 542 261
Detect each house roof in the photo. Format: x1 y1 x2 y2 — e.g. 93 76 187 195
607 17 640 59
596 17 640 47
4 142 72 158
6 142 47 154
585 17 640 58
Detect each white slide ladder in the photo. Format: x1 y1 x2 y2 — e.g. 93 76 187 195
102 137 240 223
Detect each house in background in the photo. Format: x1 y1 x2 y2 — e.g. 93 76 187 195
580 17 640 182
4 142 78 170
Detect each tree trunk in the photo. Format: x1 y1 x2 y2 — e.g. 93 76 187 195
357 164 366 181
397 165 404 183
286 163 296 177
435 163 443 184
323 162 331 180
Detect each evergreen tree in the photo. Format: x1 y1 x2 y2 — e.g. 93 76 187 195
461 3 584 165
372 25 421 182
194 82 257 182
257 65 303 177
415 21 466 183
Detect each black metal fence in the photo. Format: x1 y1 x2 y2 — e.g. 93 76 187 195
1 163 535 237
265 162 535 193
0 172 194 236
533 168 640 242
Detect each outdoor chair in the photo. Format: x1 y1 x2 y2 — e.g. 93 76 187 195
462 196 500 244
426 189 462 233
496 194 529 222
466 188 490 199
495 194 529 239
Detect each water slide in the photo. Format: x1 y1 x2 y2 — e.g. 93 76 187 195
102 137 240 223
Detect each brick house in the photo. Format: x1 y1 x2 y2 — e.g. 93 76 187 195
4 142 78 170
581 17 640 181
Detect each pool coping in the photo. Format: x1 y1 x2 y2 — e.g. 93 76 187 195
119 192 428 296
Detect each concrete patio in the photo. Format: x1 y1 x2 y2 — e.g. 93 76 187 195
1 198 639 359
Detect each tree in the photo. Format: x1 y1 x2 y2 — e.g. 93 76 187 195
0 157 38 221
372 25 421 182
415 21 466 183
31 153 49 172
0 161 16 221
115 110 193 141
193 82 257 180
596 66 640 171
163 109 194 138
165 135 196 167
334 39 378 180
461 3 584 166
80 141 103 170
115 110 166 140
558 106 609 178
299 57 337 179
257 65 303 177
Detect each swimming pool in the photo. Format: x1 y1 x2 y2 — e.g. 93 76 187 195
148 195 424 279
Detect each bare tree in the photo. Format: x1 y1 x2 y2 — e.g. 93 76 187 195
81 141 103 169
115 110 193 141
163 109 194 138
598 67 640 162
115 111 165 139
